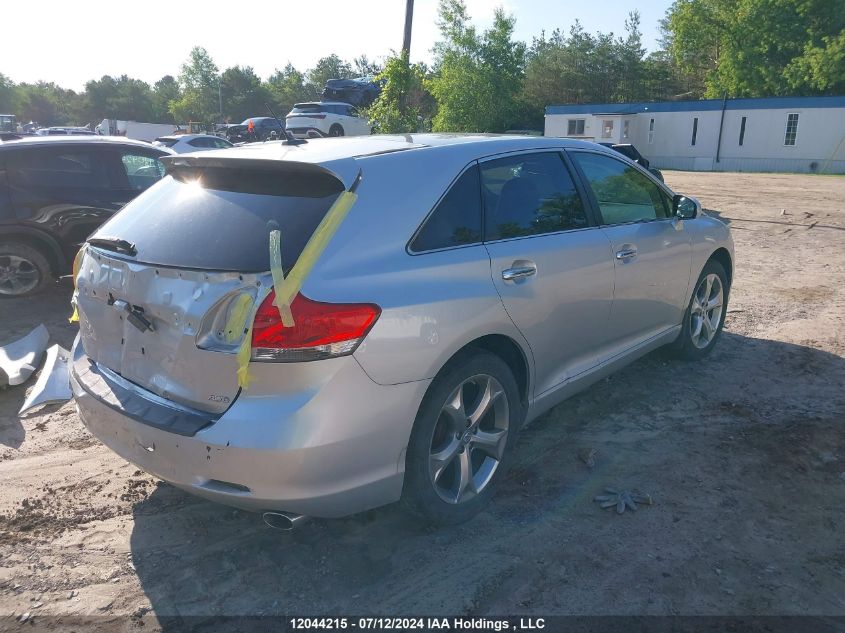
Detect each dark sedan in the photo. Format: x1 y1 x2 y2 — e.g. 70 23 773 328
0 136 170 296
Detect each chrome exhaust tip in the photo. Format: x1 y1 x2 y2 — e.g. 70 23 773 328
262 511 308 531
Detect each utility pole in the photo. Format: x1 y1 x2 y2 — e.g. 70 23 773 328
402 0 414 58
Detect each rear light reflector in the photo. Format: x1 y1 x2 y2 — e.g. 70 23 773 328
251 291 380 362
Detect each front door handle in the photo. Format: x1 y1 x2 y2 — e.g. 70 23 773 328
615 248 638 261
502 264 537 281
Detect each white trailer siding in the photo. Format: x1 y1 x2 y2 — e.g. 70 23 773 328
545 96 845 174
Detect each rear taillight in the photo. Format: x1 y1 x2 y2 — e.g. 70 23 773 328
251 291 380 362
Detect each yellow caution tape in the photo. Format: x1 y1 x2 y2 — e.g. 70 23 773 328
224 293 254 343
68 245 86 324
227 293 257 389
236 325 254 389
274 190 357 318
268 229 294 327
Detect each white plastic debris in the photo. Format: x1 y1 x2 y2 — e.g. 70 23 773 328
0 324 49 387
19 344 72 415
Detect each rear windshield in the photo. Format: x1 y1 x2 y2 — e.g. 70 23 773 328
154 137 179 147
291 104 325 114
91 167 344 272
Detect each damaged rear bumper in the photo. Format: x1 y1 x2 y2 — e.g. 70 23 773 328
70 336 430 518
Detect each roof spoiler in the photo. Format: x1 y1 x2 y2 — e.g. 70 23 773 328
160 154 362 192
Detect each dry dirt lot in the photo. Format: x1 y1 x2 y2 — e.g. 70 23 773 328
0 171 843 631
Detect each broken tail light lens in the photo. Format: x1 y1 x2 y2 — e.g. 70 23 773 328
251 291 380 362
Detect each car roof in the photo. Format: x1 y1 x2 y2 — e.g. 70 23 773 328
197 134 605 164
0 135 169 151
157 134 220 141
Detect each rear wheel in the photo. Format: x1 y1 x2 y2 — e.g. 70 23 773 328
402 351 522 525
328 124 344 137
0 242 52 298
669 260 728 360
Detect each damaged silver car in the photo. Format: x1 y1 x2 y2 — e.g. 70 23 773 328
70 134 733 526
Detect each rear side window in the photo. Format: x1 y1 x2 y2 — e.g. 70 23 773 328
410 165 482 252
120 152 166 191
92 167 344 272
6 148 109 189
481 152 588 240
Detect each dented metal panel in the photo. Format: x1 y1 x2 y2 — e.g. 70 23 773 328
75 248 268 415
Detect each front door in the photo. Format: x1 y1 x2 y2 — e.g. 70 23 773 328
569 150 692 350
481 151 615 396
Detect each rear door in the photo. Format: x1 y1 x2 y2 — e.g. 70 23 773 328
569 150 692 350
5 144 120 256
481 151 615 396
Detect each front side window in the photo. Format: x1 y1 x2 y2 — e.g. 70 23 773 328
602 120 614 138
480 152 588 241
784 113 799 146
572 151 670 225
567 119 585 136
7 148 109 189
410 165 482 252
120 152 166 190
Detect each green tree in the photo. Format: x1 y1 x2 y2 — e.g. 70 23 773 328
306 54 353 98
666 0 845 97
170 46 220 124
220 66 272 122
0 73 18 115
353 55 382 77
152 75 180 123
365 52 433 133
429 0 526 132
265 63 311 116
16 82 78 126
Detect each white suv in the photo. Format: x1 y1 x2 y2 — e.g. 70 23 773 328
285 102 371 139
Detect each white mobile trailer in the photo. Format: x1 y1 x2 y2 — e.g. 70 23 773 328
97 119 178 143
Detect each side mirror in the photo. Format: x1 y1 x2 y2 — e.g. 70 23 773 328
673 194 701 220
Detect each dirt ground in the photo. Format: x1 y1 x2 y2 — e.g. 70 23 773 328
0 171 843 630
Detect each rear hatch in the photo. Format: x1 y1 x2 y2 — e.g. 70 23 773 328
74 157 347 415
286 104 329 132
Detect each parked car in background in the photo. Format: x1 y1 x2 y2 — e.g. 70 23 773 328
35 127 96 136
153 134 233 153
70 134 733 527
599 143 664 182
0 136 171 296
285 102 371 138
225 117 285 143
321 76 382 107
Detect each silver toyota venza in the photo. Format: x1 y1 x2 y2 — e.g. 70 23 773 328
71 134 733 526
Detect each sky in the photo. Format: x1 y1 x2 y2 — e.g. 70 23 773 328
0 0 672 91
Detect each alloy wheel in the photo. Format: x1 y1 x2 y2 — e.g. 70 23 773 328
690 273 724 349
428 374 509 504
0 255 40 296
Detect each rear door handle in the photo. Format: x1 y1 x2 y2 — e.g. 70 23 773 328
502 264 537 281
615 248 638 261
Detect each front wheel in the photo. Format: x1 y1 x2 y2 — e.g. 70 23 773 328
669 260 729 360
0 242 52 298
402 351 523 525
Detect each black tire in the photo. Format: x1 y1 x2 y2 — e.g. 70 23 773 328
328 124 344 137
668 259 729 360
0 241 53 298
402 350 524 525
